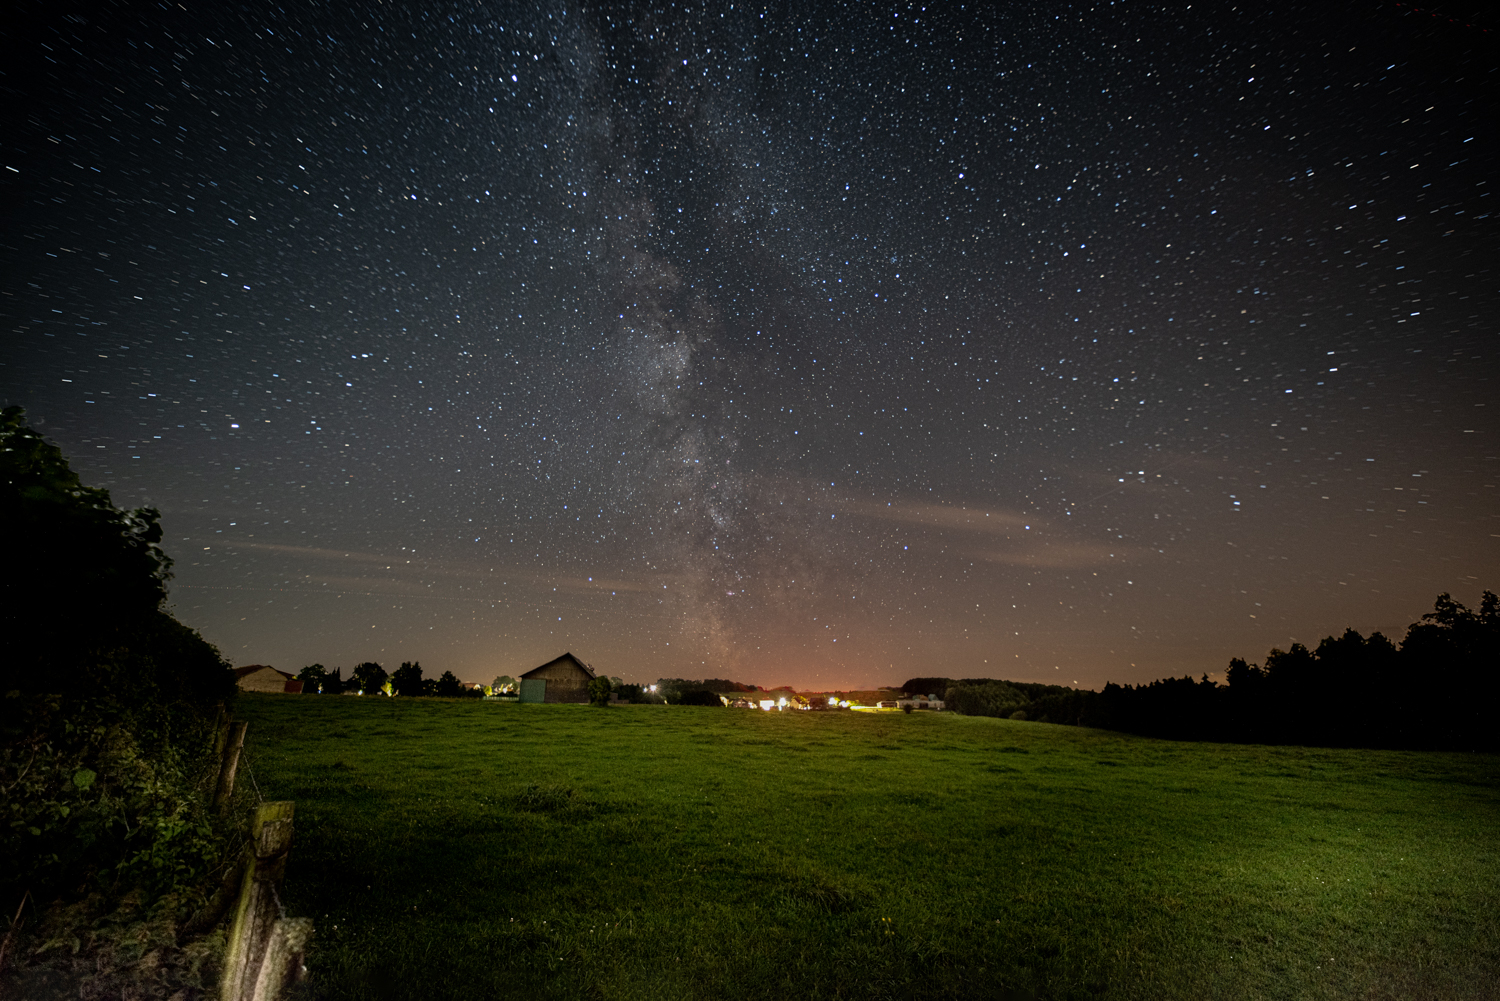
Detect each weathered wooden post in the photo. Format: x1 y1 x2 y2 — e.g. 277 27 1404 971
250 915 313 1001
221 801 310 1001
213 721 248 815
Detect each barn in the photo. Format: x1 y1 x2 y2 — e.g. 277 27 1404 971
234 665 303 694
518 653 596 704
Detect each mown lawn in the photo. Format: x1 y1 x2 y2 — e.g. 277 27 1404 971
233 694 1499 1001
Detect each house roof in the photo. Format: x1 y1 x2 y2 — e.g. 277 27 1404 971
234 664 295 681
520 652 596 680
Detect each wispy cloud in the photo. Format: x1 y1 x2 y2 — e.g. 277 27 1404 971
838 499 1031 534
839 498 1143 568
975 540 1144 568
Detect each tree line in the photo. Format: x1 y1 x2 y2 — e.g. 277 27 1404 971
286 667 763 704
906 590 1498 751
294 661 479 698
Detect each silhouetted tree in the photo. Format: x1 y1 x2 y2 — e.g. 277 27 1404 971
1400 591 1499 749
391 660 424 696
298 663 328 694
615 683 650 703
0 406 232 709
351 661 387 695
435 670 463 698
900 677 953 699
1 407 234 911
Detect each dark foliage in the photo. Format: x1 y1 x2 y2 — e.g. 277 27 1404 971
700 678 759 693
0 407 238 944
435 670 463 698
587 675 613 707
931 590 1498 751
898 677 953 699
614 683 653 703
943 680 1027 718
674 690 723 707
654 677 757 702
297 663 328 694
351 661 388 695
391 661 424 697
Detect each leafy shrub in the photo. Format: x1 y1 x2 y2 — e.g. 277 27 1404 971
588 675 613 707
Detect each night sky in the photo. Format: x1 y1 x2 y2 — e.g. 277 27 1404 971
4 2 1496 691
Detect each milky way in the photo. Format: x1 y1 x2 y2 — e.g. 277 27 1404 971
3 2 1496 688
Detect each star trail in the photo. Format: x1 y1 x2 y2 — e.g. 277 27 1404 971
3 1 1495 689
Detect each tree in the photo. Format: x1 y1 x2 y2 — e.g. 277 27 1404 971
352 661 388 695
944 680 1027 718
699 677 756 693
435 670 463 698
900 677 952 699
491 674 516 693
0 406 231 707
1225 657 1263 689
298 664 328 694
323 666 345 695
1401 591 1499 750
0 407 235 914
588 674 613 706
391 660 424 696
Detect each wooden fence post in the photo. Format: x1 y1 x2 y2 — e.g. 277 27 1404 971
220 801 307 1001
249 916 313 1001
213 721 248 815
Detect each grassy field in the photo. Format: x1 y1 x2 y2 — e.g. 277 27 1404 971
232 694 1499 1001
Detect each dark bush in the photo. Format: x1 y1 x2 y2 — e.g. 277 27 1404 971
0 407 236 917
588 675 613 707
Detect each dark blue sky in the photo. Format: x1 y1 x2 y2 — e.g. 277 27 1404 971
3 1 1495 688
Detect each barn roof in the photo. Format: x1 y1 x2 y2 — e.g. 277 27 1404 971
234 664 295 681
520 652 597 680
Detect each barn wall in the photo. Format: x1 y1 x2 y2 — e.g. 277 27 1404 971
237 668 292 693
542 679 589 703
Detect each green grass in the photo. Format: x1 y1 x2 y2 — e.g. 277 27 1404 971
232 695 1500 1001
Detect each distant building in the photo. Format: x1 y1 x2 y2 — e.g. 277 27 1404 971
519 652 596 704
234 665 303 694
